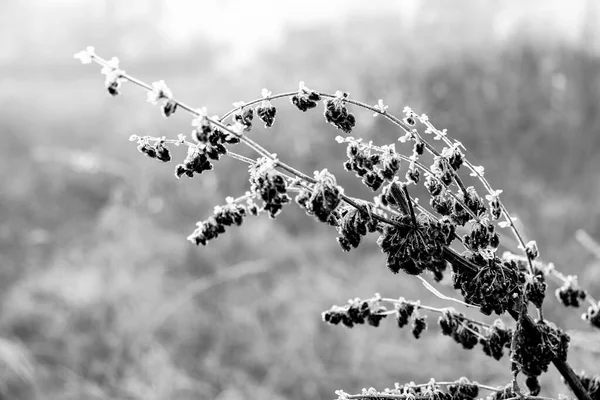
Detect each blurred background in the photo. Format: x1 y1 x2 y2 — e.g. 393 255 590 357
1 0 600 399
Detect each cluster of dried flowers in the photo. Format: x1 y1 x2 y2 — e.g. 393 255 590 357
76 47 600 400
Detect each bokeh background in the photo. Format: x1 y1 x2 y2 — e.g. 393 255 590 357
1 0 600 399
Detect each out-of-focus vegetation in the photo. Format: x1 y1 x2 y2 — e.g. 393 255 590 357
1 1 600 399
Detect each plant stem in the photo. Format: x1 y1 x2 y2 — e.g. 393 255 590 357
80 55 593 400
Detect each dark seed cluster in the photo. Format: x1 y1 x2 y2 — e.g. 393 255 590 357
525 271 547 308
322 300 387 328
379 181 411 214
232 105 254 131
324 91 356 133
463 221 499 253
525 240 539 260
295 169 342 224
343 143 401 191
425 174 444 196
290 83 321 112
453 186 486 225
394 301 415 328
162 99 178 118
431 156 455 186
412 315 428 339
556 278 587 307
175 145 215 178
256 102 277 128
137 140 172 162
248 158 290 219
322 297 428 339
513 319 570 379
430 193 453 217
438 309 480 350
176 119 241 179
335 204 379 251
107 81 120 96
441 145 464 171
187 202 248 246
480 320 513 360
488 196 502 220
428 187 486 228
406 163 420 185
377 212 452 279
380 146 402 180
191 112 214 143
452 253 525 315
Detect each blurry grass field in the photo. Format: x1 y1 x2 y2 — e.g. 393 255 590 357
1 3 600 400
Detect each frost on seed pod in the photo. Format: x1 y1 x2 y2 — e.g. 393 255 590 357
525 240 539 260
175 144 214 178
105 73 122 96
290 81 321 112
322 299 388 329
441 144 464 171
344 141 391 190
489 196 502 220
186 202 248 246
490 384 516 400
394 300 415 328
335 204 379 251
176 122 243 179
425 174 444 196
367 306 388 327
556 276 587 307
411 314 427 339
256 104 277 128
430 194 453 217
525 271 547 308
403 117 416 126
438 309 479 350
322 306 346 326
452 253 524 315
346 299 371 325
379 181 410 214
431 156 454 186
463 222 499 252
324 91 356 133
248 158 291 219
295 169 342 223
479 319 512 360
413 140 425 156
452 186 486 226
134 137 171 162
447 377 479 400
255 88 277 128
186 218 223 246
377 145 401 181
377 212 450 279
362 171 384 191
191 108 214 143
232 102 254 132
405 163 420 184
155 142 172 162
162 99 178 118
583 305 600 329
